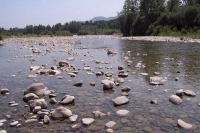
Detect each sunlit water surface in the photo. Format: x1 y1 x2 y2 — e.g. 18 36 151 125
0 38 200 133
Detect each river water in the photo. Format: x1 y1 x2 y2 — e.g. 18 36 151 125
0 38 200 133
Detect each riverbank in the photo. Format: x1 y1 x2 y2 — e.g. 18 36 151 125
0 35 200 45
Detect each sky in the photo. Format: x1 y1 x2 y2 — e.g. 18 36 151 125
0 0 125 29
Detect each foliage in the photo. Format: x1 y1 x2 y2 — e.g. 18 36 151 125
0 34 3 41
54 31 72 36
118 0 200 38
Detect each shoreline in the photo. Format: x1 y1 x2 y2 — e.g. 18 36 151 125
0 35 200 45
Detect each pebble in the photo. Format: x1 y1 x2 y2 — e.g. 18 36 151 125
10 121 19 127
0 130 7 133
82 118 94 125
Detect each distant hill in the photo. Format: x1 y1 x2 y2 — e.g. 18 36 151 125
90 16 118 22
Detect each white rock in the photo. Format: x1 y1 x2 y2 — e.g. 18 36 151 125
116 110 130 116
169 95 182 105
105 121 116 128
10 121 19 127
82 118 94 125
177 119 192 129
111 96 129 106
69 115 78 122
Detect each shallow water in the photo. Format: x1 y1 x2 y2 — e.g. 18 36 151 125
0 38 200 132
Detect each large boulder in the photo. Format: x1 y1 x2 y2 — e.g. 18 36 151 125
50 106 72 120
169 95 182 105
24 83 50 97
111 96 129 106
28 99 47 111
61 95 75 105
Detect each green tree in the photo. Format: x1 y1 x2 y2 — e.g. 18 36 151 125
167 0 181 13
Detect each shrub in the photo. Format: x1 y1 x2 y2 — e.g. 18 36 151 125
54 31 72 36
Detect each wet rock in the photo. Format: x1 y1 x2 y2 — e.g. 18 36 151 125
82 118 94 125
121 86 131 92
83 66 91 71
105 121 116 128
61 95 75 105
71 124 81 130
118 73 128 78
111 96 129 106
43 115 50 124
103 80 115 90
175 89 184 96
69 115 78 122
0 130 7 133
28 74 37 78
67 73 76 77
149 76 167 85
74 82 82 87
9 103 19 107
24 83 49 97
59 60 70 67
150 99 157 104
114 77 124 84
177 119 192 129
10 121 19 127
49 94 56 98
175 77 179 81
25 119 37 124
49 70 61 75
51 66 57 70
90 82 96 86
37 111 49 119
40 69 52 75
33 106 41 113
118 66 124 70
29 99 47 111
24 55 33 58
49 98 57 104
143 126 153 132
30 66 40 71
169 95 182 105
116 110 130 116
105 72 113 77
106 129 114 133
51 106 72 120
1 89 9 94
140 73 148 76
107 49 117 55
67 57 75 61
23 93 39 102
93 111 106 118
183 90 196 97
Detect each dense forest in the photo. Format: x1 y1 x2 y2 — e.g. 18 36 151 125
1 0 200 40
119 0 200 38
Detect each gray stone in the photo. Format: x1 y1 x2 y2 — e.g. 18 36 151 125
30 66 40 71
49 98 57 104
1 89 9 94
28 99 47 111
169 95 182 105
106 128 113 133
74 82 82 87
24 83 49 97
61 95 75 105
40 69 52 75
23 93 39 102
184 90 196 97
59 60 69 67
37 111 49 119
103 80 115 90
121 86 131 92
51 106 72 120
0 130 7 133
33 106 41 113
111 96 129 106
43 115 50 124
49 70 61 75
10 121 19 127
149 76 167 85
176 89 184 96
25 119 37 124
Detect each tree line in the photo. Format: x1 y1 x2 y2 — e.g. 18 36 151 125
0 19 120 40
118 0 200 38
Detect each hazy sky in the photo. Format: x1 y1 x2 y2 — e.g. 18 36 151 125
0 0 125 29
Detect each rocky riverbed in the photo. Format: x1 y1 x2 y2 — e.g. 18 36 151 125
0 35 200 132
